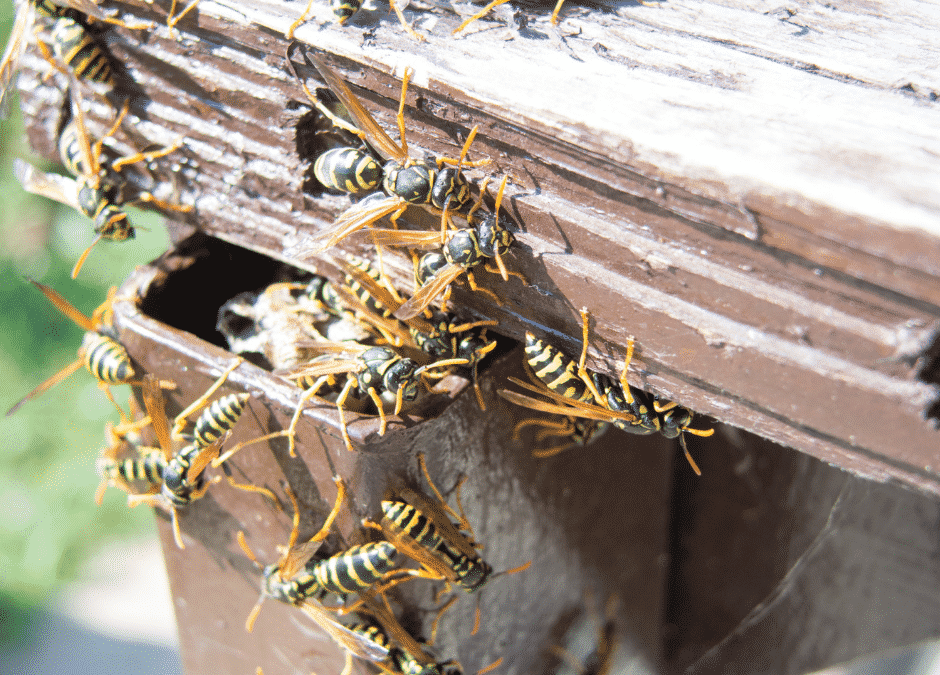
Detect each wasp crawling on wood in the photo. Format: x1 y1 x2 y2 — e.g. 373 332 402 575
275 341 468 454
363 452 531 618
15 70 189 278
0 0 152 117
337 254 499 410
237 479 427 670
5 279 173 418
499 308 712 473
286 47 489 255
126 362 276 548
369 174 524 321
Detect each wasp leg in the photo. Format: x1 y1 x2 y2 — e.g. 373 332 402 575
286 0 317 38
577 307 608 406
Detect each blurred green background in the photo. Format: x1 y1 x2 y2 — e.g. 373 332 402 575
0 1 171 648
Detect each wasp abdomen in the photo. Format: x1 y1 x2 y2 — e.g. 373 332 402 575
81 331 133 384
193 393 250 448
523 332 590 403
314 147 381 194
312 542 399 594
51 17 114 87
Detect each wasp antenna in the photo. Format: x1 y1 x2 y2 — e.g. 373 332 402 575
679 434 702 476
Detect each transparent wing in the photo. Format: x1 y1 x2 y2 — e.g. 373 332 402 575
298 600 392 663
368 229 441 250
0 0 34 119
306 52 406 162
14 160 81 210
142 374 175 460
394 264 464 321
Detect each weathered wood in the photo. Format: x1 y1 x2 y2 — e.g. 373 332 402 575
113 247 673 674
16 0 940 496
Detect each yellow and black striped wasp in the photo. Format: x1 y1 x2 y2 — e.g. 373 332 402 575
337 254 499 410
126 362 276 548
370 174 523 321
498 308 712 473
286 47 489 257
273 341 469 454
94 396 167 504
237 479 434 671
0 0 152 117
362 452 531 627
5 279 171 418
15 69 189 278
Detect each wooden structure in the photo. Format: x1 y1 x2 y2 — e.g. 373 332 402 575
13 0 940 671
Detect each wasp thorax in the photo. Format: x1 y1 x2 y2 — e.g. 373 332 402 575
383 160 436 204
476 214 513 259
262 564 297 603
329 0 362 23
383 357 421 401
444 229 480 268
429 166 471 211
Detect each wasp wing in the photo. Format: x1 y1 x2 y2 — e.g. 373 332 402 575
142 374 175 460
368 229 441 250
394 264 464 321
298 599 392 663
306 52 406 163
14 160 81 210
0 0 34 119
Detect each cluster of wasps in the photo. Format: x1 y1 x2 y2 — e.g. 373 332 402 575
4 2 711 673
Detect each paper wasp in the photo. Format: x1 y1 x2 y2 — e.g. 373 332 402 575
126 361 276 548
238 479 413 668
364 453 531 602
216 276 378 372
369 175 521 321
15 71 189 277
286 48 488 256
94 404 166 504
550 595 618 675
338 254 498 409
274 342 468 454
0 0 153 117
5 279 168 418
498 309 712 473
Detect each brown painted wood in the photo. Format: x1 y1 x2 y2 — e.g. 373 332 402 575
15 0 940 497
110 245 674 675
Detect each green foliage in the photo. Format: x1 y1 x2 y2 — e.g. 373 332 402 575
0 84 171 617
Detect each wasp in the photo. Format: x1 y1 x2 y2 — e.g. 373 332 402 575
511 416 609 459
498 308 712 473
338 254 499 410
94 399 167 504
364 453 531 607
126 362 276 548
549 595 618 675
237 479 416 669
0 0 154 117
345 609 472 675
268 340 469 455
286 48 488 256
369 174 523 321
5 279 172 418
16 71 188 278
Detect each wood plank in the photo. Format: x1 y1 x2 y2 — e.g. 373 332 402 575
13 0 940 494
